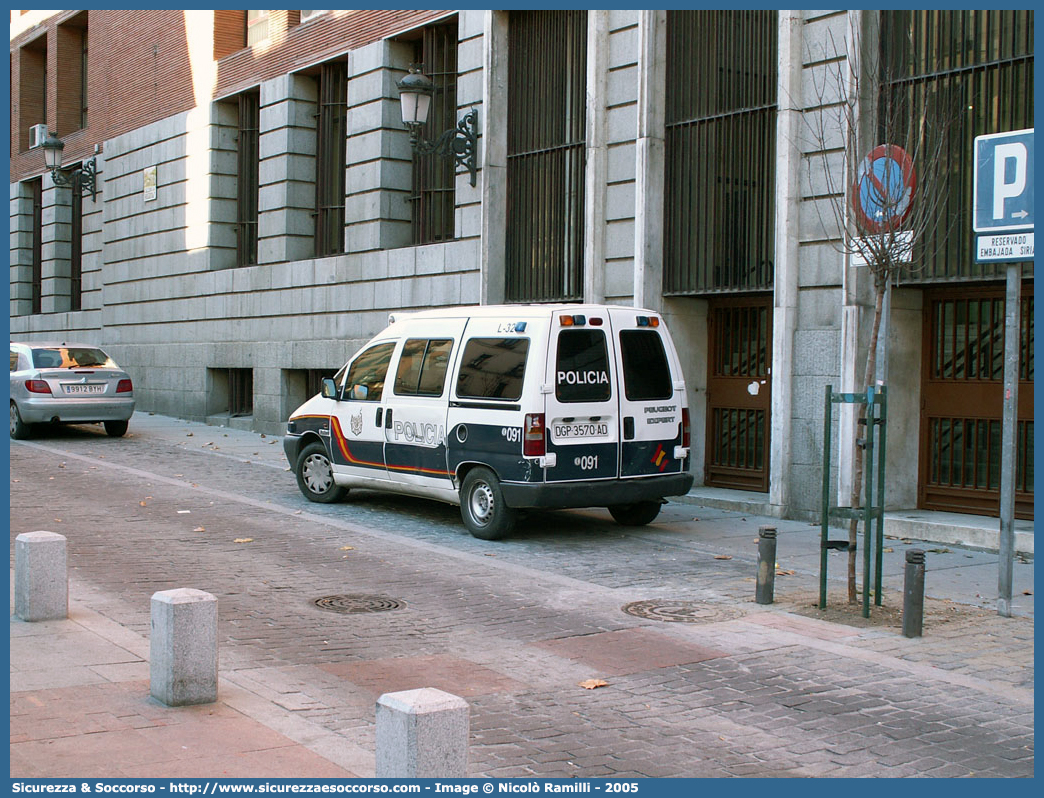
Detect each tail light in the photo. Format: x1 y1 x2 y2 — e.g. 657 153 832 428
26 380 52 395
523 413 546 457
116 379 133 393
681 408 691 448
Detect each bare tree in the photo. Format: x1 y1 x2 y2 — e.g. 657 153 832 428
801 15 963 603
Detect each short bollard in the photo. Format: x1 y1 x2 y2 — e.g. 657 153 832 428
756 526 777 605
150 589 218 706
375 688 469 778
902 549 926 638
14 531 68 621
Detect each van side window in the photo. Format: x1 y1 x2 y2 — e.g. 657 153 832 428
556 329 611 402
456 338 530 400
619 330 673 401
345 342 396 401
394 338 453 397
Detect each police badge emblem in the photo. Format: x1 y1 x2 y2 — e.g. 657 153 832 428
350 411 363 436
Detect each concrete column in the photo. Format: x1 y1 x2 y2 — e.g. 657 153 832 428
14 531 68 622
375 688 469 778
633 9 666 312
150 588 218 707
480 11 509 305
583 10 609 304
769 11 804 513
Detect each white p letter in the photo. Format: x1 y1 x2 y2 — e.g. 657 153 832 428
993 142 1027 220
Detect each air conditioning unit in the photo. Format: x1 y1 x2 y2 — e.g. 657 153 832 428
29 123 48 149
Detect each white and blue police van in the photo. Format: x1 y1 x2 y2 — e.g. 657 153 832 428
283 304 694 539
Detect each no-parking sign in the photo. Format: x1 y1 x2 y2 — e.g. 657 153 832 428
851 145 917 234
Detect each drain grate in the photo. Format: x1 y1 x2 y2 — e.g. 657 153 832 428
313 594 406 614
623 599 745 624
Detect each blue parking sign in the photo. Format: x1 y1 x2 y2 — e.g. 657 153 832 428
973 129 1034 233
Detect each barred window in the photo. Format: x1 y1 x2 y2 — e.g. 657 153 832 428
505 10 587 303
663 10 777 295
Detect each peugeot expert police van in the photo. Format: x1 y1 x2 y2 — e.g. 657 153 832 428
283 305 694 539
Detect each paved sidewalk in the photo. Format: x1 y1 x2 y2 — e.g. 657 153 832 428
8 413 1036 779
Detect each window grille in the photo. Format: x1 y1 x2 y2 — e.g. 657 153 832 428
228 369 254 417
663 10 777 295
236 91 260 267
70 177 82 311
314 61 347 257
408 21 458 245
505 10 587 303
30 178 42 315
881 10 1034 282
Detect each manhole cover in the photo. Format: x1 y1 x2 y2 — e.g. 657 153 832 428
622 599 745 624
312 595 406 614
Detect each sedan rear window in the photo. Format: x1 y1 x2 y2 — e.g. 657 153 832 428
619 330 672 401
31 347 116 369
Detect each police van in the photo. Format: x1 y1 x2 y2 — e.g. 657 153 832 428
283 304 694 539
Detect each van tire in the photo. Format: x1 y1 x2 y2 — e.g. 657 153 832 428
608 501 661 526
460 467 516 540
296 442 346 503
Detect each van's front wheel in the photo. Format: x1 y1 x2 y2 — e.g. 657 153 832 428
608 501 662 526
460 467 516 540
296 442 346 503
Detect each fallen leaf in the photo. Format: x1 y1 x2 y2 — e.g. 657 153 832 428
193 526 206 533
186 432 193 437
139 501 147 507
58 463 66 469
579 679 609 690
1023 590 1033 596
776 569 796 576
339 546 354 551
234 538 253 544
883 547 894 553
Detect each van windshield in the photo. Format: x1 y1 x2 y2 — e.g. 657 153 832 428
555 329 611 403
619 330 672 401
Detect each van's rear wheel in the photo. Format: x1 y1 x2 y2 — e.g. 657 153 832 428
460 467 516 540
296 442 346 503
608 501 662 526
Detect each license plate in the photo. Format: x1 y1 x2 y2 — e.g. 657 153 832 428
552 422 609 439
62 384 105 395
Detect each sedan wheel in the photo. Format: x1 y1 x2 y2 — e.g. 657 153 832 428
10 403 31 440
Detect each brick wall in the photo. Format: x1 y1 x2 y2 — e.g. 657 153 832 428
10 9 451 183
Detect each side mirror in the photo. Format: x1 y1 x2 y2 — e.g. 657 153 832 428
321 378 340 400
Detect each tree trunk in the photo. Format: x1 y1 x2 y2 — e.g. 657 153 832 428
847 283 886 603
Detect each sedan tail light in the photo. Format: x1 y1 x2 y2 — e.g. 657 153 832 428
523 413 546 457
116 379 133 393
26 379 52 395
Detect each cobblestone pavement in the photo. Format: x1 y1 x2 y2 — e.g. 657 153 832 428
8 417 1035 778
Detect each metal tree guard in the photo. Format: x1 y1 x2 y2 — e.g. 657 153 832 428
820 385 888 618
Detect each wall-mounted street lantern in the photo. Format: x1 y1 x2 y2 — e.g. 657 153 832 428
396 65 478 187
41 133 98 202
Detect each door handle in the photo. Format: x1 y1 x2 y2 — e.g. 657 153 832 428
385 408 393 429
375 407 383 427
624 417 635 440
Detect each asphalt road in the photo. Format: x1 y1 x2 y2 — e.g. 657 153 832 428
8 414 1036 778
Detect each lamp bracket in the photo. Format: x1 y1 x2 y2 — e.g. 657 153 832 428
50 157 98 202
409 109 478 187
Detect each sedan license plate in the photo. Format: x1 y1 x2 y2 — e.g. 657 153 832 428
62 383 105 395
553 422 609 439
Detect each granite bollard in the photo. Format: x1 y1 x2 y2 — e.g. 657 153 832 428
375 688 470 778
14 531 68 621
150 588 218 706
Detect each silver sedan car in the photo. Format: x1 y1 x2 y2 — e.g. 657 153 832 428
9 342 135 439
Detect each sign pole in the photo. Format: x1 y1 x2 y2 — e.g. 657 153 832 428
997 265 1020 618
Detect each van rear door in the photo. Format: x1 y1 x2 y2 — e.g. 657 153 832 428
608 308 688 478
543 309 620 482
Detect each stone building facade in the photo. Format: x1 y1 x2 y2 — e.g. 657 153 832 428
9 10 1034 538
